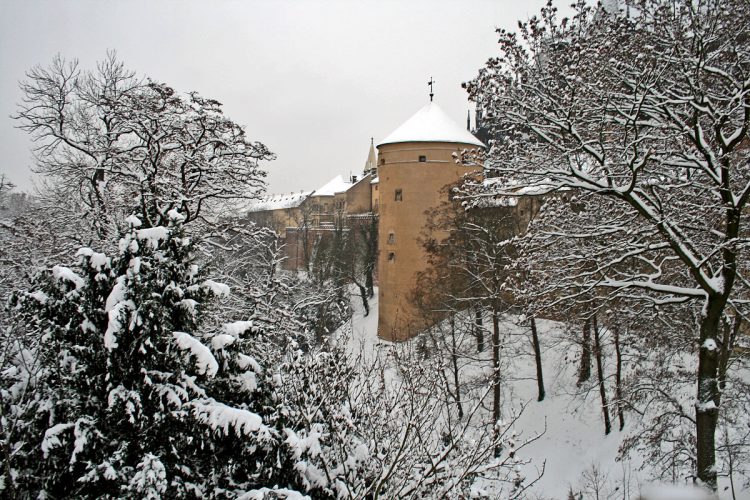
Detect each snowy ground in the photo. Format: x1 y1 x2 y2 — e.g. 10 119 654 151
337 288 750 499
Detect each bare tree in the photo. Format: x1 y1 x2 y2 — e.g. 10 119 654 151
14 52 273 237
278 340 546 499
465 0 750 487
592 313 612 435
530 316 545 402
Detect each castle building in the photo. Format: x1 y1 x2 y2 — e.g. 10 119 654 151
244 101 487 342
376 102 485 341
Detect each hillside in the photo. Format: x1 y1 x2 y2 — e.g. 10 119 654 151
340 289 750 499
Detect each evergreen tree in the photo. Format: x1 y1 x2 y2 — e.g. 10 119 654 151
5 212 284 497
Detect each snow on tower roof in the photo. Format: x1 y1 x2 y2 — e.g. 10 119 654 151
377 102 486 148
312 175 354 197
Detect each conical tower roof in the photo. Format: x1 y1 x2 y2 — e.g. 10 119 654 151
378 102 485 148
364 138 377 172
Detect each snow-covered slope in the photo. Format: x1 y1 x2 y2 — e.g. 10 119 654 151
338 289 749 499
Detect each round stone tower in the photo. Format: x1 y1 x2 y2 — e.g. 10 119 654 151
376 102 485 341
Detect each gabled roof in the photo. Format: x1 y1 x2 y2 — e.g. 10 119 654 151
243 191 312 213
378 102 485 148
312 175 354 197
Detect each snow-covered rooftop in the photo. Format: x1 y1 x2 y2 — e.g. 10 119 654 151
312 175 354 197
243 191 312 213
378 102 486 148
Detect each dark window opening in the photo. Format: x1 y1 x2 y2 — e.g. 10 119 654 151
395 189 403 201
388 252 396 262
419 155 427 162
388 232 395 244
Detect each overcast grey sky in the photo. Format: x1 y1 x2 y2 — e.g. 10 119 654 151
0 0 559 195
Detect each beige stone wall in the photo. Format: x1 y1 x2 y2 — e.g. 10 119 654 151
309 194 335 225
246 206 303 236
371 181 380 214
376 141 482 341
345 175 373 214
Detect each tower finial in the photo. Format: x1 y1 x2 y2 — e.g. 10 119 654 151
427 77 435 102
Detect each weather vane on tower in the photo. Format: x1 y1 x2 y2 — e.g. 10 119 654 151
428 77 435 102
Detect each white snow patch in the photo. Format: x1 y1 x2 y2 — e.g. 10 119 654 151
639 483 714 500
52 265 84 289
167 208 186 222
27 290 48 303
136 226 170 248
188 264 199 278
204 280 230 297
285 425 324 460
236 371 258 392
125 215 143 227
378 102 485 148
129 453 168 498
702 338 718 351
223 321 253 336
696 400 717 412
104 276 132 350
179 298 199 316
76 247 110 270
313 175 353 197
237 353 262 373
41 422 74 457
105 276 127 312
104 301 134 350
81 318 96 333
190 400 267 437
242 191 312 214
344 442 370 471
173 332 219 377
237 488 310 500
211 333 236 350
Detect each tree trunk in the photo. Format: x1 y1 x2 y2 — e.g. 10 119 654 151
530 316 545 402
365 264 374 299
592 314 611 435
492 307 501 457
613 325 625 431
578 317 591 385
718 317 739 392
474 304 484 352
450 315 463 420
695 295 726 490
356 282 369 317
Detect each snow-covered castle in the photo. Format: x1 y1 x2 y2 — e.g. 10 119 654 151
245 101 535 341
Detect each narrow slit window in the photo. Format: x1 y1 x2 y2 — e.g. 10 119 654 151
388 232 395 244
395 189 403 201
388 252 396 262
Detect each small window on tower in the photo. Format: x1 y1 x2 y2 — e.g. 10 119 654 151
388 232 395 244
419 155 427 162
388 252 396 262
395 189 403 201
